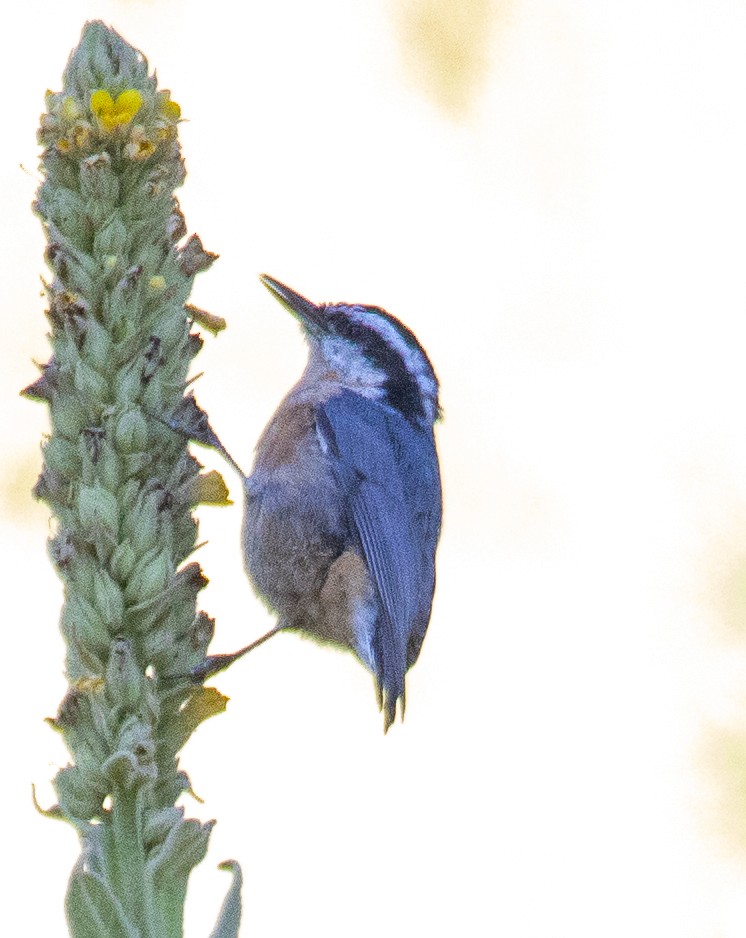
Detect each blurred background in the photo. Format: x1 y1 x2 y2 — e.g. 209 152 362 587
4 0 746 934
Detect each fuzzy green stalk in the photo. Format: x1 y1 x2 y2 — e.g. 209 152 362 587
25 22 241 938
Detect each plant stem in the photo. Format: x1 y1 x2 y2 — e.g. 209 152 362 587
26 21 242 937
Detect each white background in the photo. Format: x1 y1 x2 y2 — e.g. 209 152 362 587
4 1 746 935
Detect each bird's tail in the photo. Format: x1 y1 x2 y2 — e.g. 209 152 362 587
375 618 407 733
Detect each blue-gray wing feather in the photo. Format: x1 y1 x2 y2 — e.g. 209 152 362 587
316 390 441 725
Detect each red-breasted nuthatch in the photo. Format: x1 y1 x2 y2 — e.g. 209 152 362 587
201 275 442 731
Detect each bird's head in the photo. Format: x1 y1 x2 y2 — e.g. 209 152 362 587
260 274 440 427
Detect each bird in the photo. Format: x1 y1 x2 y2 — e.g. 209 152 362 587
197 275 442 732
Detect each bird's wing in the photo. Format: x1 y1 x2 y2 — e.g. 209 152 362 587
316 390 441 728
393 402 442 668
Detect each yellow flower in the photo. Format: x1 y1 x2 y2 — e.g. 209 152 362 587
90 89 143 132
157 90 181 121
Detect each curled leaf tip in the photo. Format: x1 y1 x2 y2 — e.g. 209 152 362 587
186 304 227 335
191 469 233 506
32 783 65 820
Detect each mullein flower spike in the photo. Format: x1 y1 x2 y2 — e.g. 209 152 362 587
28 21 241 937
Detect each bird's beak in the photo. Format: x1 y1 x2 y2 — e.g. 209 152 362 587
259 275 324 331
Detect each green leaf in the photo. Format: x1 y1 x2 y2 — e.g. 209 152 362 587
208 861 243 938
146 816 214 885
66 856 141 938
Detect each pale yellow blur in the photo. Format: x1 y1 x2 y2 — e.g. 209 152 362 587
5 1 746 935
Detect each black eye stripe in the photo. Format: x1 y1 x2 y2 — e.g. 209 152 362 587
322 304 438 425
361 305 421 351
324 306 436 378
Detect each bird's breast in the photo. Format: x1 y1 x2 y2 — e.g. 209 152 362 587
241 397 347 621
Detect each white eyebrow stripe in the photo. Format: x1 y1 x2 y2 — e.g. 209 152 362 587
345 306 439 417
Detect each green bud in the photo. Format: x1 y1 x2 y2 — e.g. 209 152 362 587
142 601 203 665
42 186 86 238
155 309 188 356
102 254 119 274
54 764 107 820
142 609 212 676
64 257 97 302
152 769 192 811
124 600 160 635
111 326 140 361
140 614 178 666
131 564 207 642
65 641 106 684
122 491 159 554
143 806 183 852
43 434 81 477
77 482 119 540
63 22 150 99
62 594 111 656
52 331 82 374
114 408 148 453
119 478 140 514
56 688 112 777
96 444 123 492
122 451 152 476
113 362 141 404
74 358 108 402
104 715 156 789
103 751 144 791
123 547 171 605
65 548 96 593
82 317 114 372
92 570 125 630
109 539 136 582
105 637 142 710
50 392 88 439
146 816 213 885
109 267 144 325
141 378 168 416
93 215 127 258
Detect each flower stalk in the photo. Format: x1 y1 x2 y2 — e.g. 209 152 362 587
25 21 240 937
